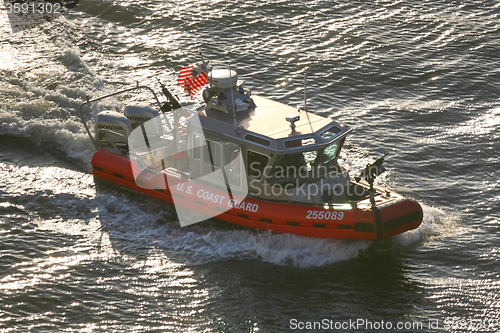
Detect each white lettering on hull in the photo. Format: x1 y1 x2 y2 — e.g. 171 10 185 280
197 189 226 205
175 182 258 212
228 199 259 212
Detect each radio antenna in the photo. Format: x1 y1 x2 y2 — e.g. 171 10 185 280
198 48 204 64
302 72 314 132
229 63 237 132
304 72 307 112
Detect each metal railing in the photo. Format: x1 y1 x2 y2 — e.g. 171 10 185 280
77 84 170 151
97 129 128 152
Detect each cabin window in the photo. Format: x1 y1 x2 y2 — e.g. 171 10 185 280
193 133 202 160
245 134 271 147
224 143 241 166
318 137 345 166
203 140 221 168
320 126 342 142
284 137 318 149
224 143 242 186
247 150 269 179
276 150 318 173
270 138 345 179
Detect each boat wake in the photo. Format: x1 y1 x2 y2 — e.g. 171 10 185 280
30 196 456 268
29 184 456 269
1 143 459 269
393 204 463 247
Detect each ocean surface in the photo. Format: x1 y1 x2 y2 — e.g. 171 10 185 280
0 0 499 332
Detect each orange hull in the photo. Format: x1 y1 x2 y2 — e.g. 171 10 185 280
92 149 423 240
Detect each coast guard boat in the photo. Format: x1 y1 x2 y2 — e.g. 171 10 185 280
78 65 422 240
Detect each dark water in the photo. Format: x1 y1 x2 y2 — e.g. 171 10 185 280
1 1 499 332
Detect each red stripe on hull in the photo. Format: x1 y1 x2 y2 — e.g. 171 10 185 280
91 150 422 240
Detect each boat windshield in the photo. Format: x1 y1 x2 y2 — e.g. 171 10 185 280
269 138 345 180
317 138 343 166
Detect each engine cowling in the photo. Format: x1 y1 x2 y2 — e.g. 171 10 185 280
95 111 132 151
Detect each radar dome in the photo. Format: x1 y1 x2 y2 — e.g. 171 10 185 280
209 69 238 90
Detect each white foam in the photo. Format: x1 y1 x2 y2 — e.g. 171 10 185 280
393 203 463 247
141 226 370 267
0 112 96 165
231 232 371 267
14 163 369 268
7 139 453 269
9 159 457 269
0 20 115 167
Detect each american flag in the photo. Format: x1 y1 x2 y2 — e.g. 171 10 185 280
178 63 208 98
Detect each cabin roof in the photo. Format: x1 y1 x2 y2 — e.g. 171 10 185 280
199 95 333 139
195 94 351 153
240 95 333 139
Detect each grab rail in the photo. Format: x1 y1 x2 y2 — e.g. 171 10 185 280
77 85 170 151
97 129 128 152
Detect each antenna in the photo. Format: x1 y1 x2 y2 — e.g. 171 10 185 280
301 72 314 132
199 48 210 79
198 48 204 64
229 63 237 132
304 72 307 112
298 72 308 113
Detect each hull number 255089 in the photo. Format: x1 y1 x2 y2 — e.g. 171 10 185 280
306 211 344 220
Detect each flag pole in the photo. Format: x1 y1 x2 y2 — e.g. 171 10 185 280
199 48 212 89
198 48 205 67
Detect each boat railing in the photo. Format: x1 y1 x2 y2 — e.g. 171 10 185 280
97 129 128 153
77 85 167 151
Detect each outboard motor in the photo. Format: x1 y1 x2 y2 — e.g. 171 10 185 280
95 111 132 151
124 104 163 141
124 104 160 130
